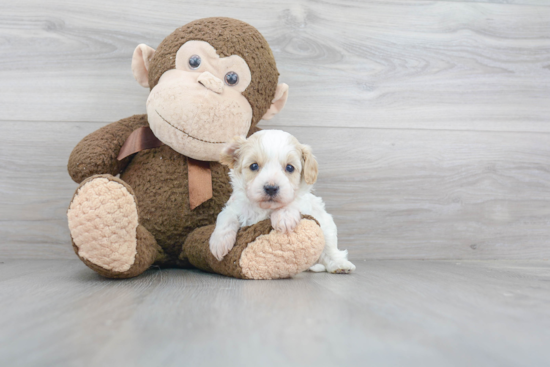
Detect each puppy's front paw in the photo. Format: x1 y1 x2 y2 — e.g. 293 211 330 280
270 207 301 234
209 228 238 261
326 260 356 274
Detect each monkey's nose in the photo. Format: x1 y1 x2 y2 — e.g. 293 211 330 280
197 71 224 94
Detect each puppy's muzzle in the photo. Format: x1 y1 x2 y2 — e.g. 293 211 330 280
263 185 279 197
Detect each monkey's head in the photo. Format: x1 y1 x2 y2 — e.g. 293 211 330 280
131 17 289 161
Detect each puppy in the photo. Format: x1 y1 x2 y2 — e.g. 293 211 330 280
209 130 355 274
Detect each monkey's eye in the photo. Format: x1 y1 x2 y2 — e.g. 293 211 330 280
250 163 259 171
188 55 201 69
286 164 295 173
224 71 239 86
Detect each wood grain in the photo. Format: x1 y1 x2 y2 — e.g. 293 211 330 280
1 0 549 132
436 0 550 6
1 121 549 260
1 259 549 366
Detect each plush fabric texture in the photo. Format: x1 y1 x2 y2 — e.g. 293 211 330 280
182 218 273 279
240 218 325 280
132 44 156 88
68 114 149 184
182 215 323 280
68 116 325 279
117 126 163 160
196 71 224 94
68 176 139 272
146 78 252 161
187 158 213 210
73 223 162 279
67 116 285 277
119 141 232 265
148 17 279 128
66 18 326 280
68 175 162 278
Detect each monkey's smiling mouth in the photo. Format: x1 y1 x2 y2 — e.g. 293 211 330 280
155 110 225 144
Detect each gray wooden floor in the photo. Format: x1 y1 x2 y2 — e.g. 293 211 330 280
0 260 549 367
2 1 550 365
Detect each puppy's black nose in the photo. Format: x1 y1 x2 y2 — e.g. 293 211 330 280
264 185 279 197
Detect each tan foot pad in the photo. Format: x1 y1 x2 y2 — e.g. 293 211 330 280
68 176 138 272
239 218 325 280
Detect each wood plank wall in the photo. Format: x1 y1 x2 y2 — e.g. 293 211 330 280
1 0 549 260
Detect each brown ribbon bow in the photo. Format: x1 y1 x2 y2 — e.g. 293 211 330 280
117 126 213 210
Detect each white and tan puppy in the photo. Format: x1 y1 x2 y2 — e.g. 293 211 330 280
209 130 356 274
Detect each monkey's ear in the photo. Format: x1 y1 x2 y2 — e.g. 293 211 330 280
132 44 156 88
301 144 318 185
261 83 289 120
220 136 247 168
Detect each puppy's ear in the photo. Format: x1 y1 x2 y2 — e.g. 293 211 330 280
220 136 247 168
301 144 318 185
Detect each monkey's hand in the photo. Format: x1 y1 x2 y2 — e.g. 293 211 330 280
271 206 301 234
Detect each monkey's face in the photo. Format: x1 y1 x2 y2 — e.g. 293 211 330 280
145 41 253 161
132 18 290 162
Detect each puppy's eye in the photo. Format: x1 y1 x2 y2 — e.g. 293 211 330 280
189 55 201 69
286 164 295 173
250 163 259 171
224 71 239 86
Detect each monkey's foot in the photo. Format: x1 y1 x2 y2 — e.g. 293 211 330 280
67 174 159 279
182 215 325 280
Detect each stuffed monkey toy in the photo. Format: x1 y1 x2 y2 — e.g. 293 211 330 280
67 17 325 279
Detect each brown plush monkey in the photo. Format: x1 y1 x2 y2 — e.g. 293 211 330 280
67 17 325 279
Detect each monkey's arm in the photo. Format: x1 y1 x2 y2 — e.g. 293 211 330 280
68 114 149 183
181 215 325 280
